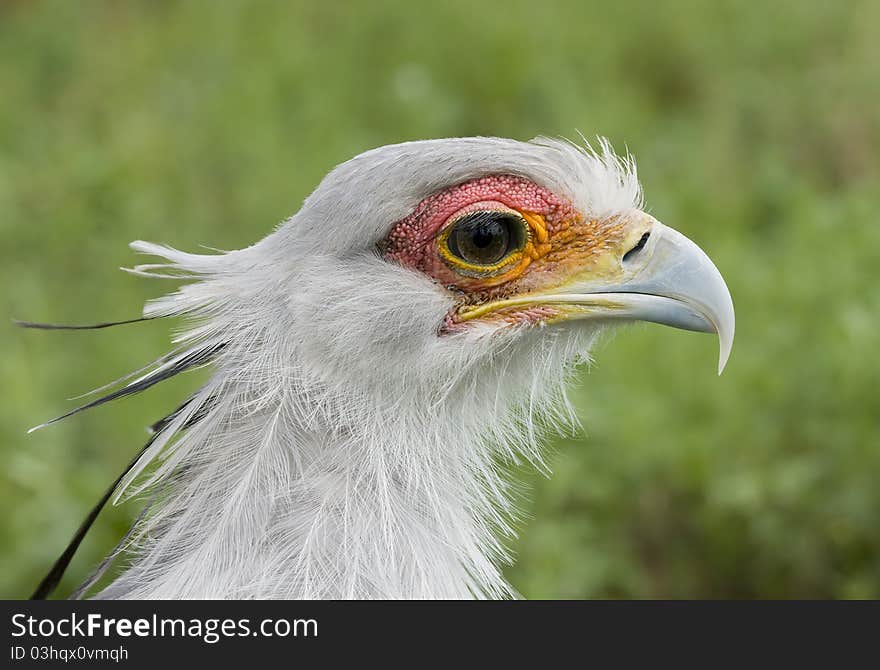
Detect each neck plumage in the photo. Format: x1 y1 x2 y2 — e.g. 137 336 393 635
101 376 521 599
89 240 583 600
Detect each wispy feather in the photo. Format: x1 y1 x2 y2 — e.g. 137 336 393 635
25 137 665 599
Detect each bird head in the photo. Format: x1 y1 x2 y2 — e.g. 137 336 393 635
259 137 733 417
26 136 736 599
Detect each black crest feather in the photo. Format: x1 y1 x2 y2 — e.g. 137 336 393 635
21 315 226 599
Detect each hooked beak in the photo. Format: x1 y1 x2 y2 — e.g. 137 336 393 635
457 216 735 374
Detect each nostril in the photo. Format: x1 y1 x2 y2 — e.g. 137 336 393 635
623 231 650 262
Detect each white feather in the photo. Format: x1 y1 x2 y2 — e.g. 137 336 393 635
96 136 641 599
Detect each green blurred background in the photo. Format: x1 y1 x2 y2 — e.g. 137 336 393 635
1 0 878 599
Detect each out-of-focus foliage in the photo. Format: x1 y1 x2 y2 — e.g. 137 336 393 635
1 0 877 599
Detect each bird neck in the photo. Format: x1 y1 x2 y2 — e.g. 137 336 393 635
96 241 581 599
103 379 522 599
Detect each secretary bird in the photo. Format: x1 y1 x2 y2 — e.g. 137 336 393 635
26 136 734 599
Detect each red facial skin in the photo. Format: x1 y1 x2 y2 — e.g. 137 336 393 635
385 176 575 276
382 174 628 330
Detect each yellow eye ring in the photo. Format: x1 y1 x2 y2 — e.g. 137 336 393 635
437 210 530 278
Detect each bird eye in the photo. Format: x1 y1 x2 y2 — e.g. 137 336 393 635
442 211 527 273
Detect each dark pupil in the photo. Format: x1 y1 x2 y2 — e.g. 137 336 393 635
449 214 515 265
471 226 497 249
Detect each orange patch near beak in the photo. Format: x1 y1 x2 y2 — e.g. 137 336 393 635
446 211 634 295
471 213 632 297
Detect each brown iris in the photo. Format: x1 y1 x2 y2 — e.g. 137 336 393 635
442 211 527 272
